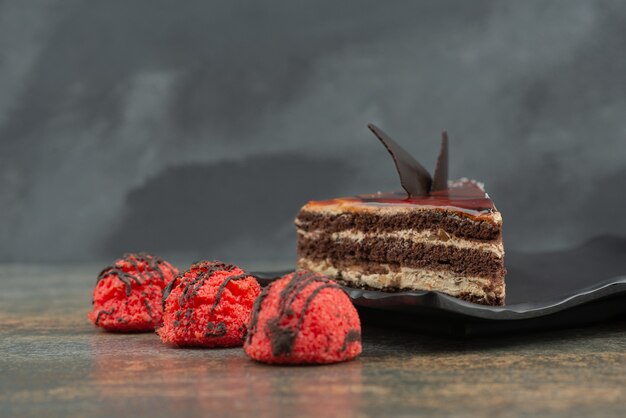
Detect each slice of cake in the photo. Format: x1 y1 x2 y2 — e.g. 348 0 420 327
295 124 505 306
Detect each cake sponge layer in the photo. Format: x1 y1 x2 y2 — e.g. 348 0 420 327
298 258 505 306
298 234 505 279
294 180 506 306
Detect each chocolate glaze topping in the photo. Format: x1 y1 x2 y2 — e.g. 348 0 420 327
367 123 451 197
247 271 359 357
307 179 496 217
352 182 495 214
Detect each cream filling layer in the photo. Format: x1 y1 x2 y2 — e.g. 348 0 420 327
297 228 504 258
298 258 505 302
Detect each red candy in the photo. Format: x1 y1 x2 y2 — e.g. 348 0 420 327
244 271 362 364
88 253 178 332
157 261 261 347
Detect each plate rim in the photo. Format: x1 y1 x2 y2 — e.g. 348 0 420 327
250 270 626 321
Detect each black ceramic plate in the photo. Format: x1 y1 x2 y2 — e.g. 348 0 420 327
252 236 626 336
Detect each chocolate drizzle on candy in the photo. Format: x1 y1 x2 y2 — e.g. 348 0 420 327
162 261 252 338
94 308 115 326
341 329 361 351
367 123 449 197
205 321 228 337
247 271 361 357
96 252 176 297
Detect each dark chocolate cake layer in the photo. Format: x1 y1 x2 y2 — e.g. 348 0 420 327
297 235 505 279
296 209 501 241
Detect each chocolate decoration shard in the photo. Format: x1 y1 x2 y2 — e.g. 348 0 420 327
431 131 449 192
367 123 432 197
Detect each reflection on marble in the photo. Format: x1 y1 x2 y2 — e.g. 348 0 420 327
2 265 626 417
88 331 364 417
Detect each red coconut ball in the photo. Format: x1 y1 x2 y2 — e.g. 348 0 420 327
244 271 362 365
88 253 178 332
157 261 261 347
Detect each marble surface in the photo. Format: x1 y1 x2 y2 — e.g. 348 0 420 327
2 264 626 418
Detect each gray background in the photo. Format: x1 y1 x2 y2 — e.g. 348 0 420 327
1 0 625 267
